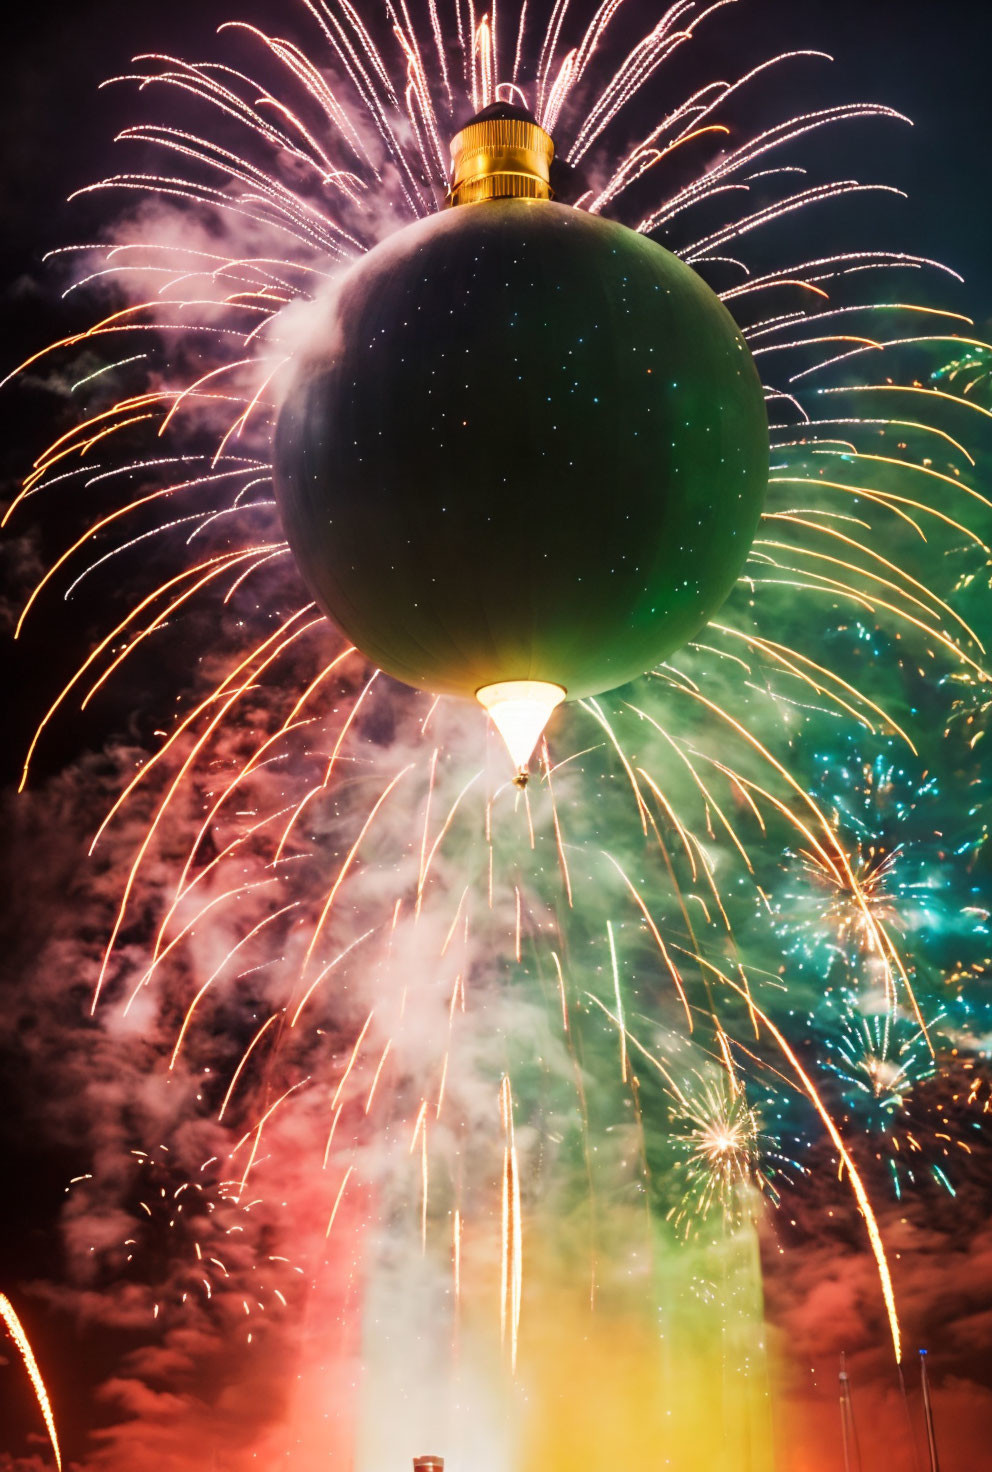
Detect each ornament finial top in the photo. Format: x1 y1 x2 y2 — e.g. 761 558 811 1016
448 104 554 207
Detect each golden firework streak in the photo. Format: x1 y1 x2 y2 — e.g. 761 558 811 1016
715 976 903 1363
0 1293 62 1471
500 1075 523 1371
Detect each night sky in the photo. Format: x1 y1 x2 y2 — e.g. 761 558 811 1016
2 2 992 1469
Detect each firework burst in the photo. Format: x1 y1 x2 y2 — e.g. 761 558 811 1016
664 1068 797 1238
823 998 937 1123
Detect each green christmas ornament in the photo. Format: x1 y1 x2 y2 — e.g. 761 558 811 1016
275 106 768 779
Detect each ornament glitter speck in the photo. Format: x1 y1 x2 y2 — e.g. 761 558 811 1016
274 103 769 779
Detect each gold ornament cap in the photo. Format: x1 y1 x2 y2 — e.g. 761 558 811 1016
448 104 554 207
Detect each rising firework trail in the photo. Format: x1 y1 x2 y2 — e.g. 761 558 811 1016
839 1352 861 1472
920 1350 942 1472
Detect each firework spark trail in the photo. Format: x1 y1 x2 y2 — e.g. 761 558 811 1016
499 1074 522 1371
728 984 905 1363
0 1295 62 1472
606 919 628 1080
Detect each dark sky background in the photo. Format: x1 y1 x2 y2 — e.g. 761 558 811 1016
2 1 992 1469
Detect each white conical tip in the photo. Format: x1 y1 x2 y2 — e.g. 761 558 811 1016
476 680 567 778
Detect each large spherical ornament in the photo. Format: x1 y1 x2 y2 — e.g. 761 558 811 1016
274 123 768 764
